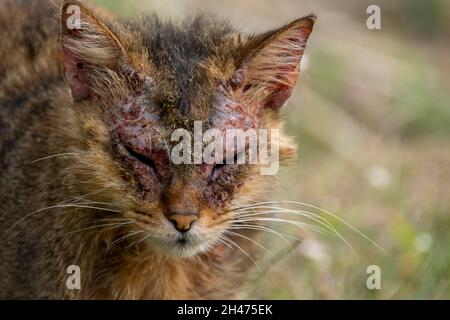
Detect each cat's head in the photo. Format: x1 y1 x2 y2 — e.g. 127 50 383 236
59 1 314 257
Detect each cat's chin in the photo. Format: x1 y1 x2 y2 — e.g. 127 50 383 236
145 236 217 258
169 243 207 258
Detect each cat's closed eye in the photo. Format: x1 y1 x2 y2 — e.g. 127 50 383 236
124 144 157 173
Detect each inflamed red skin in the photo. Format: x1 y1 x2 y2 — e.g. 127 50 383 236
106 83 254 209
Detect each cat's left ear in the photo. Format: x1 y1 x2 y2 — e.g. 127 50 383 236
60 1 126 101
234 15 315 111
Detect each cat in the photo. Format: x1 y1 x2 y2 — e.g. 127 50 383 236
0 0 314 299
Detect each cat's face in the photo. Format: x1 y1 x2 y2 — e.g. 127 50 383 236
60 2 314 257
102 90 259 257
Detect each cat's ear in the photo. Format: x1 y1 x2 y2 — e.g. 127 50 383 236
234 15 315 111
60 1 125 101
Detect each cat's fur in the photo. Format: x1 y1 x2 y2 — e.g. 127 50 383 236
0 0 314 299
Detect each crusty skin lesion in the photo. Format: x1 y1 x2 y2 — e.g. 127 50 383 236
0 0 314 299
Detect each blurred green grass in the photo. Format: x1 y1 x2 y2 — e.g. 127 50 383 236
92 0 450 299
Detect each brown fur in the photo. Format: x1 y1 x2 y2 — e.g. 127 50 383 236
0 0 314 299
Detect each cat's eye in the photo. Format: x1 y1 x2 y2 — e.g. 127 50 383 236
124 145 157 171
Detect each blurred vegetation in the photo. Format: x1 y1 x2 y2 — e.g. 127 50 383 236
92 0 450 299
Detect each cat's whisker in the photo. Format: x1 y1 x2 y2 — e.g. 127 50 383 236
227 201 280 213
125 231 153 249
60 204 121 213
91 218 131 223
280 207 351 248
111 230 146 248
231 200 384 254
235 217 336 238
228 223 301 245
229 201 342 247
218 234 262 272
28 152 81 164
282 201 387 253
215 236 233 249
74 200 127 208
234 207 349 248
58 186 112 205
57 221 133 239
76 218 133 229
223 230 273 256
3 204 122 236
236 207 337 235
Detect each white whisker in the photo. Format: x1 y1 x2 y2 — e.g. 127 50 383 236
224 230 272 256
229 223 299 246
57 221 132 238
283 201 386 253
237 207 338 235
111 230 146 247
219 234 262 272
234 207 352 250
126 231 153 249
28 152 80 164
235 217 335 238
4 204 121 236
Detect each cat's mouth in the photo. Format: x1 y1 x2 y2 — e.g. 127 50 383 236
176 232 189 245
171 227 220 257
129 210 217 257
165 233 215 257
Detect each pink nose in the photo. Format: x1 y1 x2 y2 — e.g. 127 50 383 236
167 214 198 232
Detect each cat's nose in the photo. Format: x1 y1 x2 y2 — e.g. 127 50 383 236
167 214 198 232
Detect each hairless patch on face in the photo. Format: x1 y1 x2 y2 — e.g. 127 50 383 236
211 83 258 131
106 94 172 199
199 85 258 208
104 80 259 209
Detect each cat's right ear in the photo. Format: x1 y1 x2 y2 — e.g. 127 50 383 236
60 1 125 101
